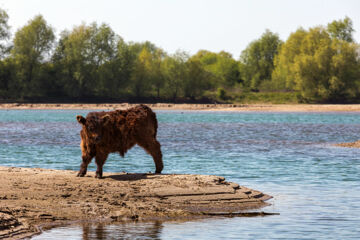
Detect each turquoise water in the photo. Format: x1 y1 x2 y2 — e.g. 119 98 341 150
1 110 360 239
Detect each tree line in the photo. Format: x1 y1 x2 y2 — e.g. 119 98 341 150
0 9 359 103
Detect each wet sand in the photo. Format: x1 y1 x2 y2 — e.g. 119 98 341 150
0 167 272 239
2 103 360 112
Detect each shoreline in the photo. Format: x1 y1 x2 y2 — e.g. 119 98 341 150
2 103 360 112
0 166 272 239
335 140 360 148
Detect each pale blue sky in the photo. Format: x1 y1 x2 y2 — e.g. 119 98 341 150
0 0 359 58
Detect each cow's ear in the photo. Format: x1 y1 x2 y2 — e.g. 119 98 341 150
101 114 111 125
76 115 86 125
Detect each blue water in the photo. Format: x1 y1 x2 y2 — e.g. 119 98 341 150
1 110 360 239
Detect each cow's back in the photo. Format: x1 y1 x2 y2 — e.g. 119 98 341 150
115 105 157 136
94 105 158 155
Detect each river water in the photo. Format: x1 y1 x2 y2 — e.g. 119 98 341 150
0 110 359 239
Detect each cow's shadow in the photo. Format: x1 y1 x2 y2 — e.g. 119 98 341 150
104 173 153 181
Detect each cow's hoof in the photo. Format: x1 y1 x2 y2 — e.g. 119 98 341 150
77 172 85 177
95 174 103 179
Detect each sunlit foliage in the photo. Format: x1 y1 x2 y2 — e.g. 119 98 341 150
0 10 359 103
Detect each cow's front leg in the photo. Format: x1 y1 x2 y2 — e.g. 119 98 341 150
77 154 93 177
95 153 108 179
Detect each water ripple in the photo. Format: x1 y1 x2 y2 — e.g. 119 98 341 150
1 110 359 239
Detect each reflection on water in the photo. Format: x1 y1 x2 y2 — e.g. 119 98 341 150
33 221 163 240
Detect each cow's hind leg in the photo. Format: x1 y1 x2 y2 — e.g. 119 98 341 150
137 138 163 174
95 152 108 179
77 154 93 177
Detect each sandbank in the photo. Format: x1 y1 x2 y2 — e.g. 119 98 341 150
335 140 360 148
0 167 272 239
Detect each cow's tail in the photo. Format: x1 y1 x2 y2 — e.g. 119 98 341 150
150 107 158 139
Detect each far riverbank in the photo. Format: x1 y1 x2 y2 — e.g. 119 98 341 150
2 103 360 112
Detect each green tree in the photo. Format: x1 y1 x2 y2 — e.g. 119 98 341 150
150 49 166 98
0 59 15 98
294 27 333 100
240 30 282 90
327 16 354 42
90 23 120 97
53 26 91 97
53 23 119 97
113 38 136 96
0 8 10 57
11 15 55 97
327 40 360 100
162 51 188 100
125 41 166 98
0 8 11 97
272 28 307 90
295 27 360 101
215 51 241 87
130 47 152 97
273 23 360 102
191 50 240 88
183 59 211 99
217 87 226 100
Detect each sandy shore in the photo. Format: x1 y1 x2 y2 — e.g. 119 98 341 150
2 103 360 112
335 140 360 148
0 167 272 239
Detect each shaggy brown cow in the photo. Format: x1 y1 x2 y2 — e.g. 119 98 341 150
76 105 163 178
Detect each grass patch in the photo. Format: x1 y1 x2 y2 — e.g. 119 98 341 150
204 89 299 104
234 91 299 104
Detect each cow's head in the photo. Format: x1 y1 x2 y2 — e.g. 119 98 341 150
76 114 110 144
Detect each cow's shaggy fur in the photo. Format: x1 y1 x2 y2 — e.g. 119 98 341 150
76 105 163 178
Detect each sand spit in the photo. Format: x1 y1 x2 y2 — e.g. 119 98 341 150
335 140 360 148
0 167 272 239
2 103 360 112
